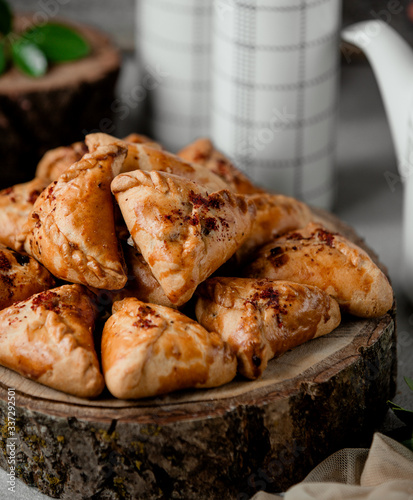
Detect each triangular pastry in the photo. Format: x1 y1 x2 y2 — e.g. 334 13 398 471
24 144 128 290
243 223 393 317
118 244 177 308
178 137 265 194
0 244 55 310
122 132 162 149
102 298 237 399
85 132 161 174
89 243 177 311
35 142 88 183
235 193 313 264
0 178 49 251
196 277 341 379
111 170 256 305
86 133 229 191
0 284 104 398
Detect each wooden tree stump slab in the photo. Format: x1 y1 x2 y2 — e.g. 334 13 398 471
0 212 397 499
0 16 120 189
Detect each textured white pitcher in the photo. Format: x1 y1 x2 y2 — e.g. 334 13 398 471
136 0 212 151
210 0 342 209
136 0 341 209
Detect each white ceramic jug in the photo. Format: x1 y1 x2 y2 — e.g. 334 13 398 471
210 0 342 209
136 0 342 209
342 20 413 302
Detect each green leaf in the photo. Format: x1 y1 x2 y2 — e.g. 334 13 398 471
405 377 413 392
0 0 12 36
387 400 413 427
11 39 47 78
0 41 6 76
24 23 90 62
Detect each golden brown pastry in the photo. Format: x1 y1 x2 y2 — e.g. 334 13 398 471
85 133 158 175
122 132 162 149
196 277 341 379
24 144 128 290
87 132 161 151
0 178 49 251
86 133 229 191
86 133 228 241
243 223 394 318
35 142 88 183
130 144 231 191
235 193 313 263
0 284 104 398
101 298 237 399
0 245 55 310
112 170 256 305
121 245 177 308
178 137 265 194
89 244 177 310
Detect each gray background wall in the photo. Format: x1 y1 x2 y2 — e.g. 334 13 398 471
11 0 135 50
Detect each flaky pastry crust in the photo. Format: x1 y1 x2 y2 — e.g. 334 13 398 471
0 245 55 310
178 137 265 194
89 244 177 310
86 133 229 191
102 298 237 399
0 284 104 397
85 133 160 174
0 178 49 251
243 223 393 317
120 245 176 308
24 144 128 290
112 170 256 305
236 193 313 263
196 277 341 379
122 133 162 149
35 142 88 183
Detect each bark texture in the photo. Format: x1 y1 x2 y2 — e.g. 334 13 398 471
0 212 397 499
0 17 120 188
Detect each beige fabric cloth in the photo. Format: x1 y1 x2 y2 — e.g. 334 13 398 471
251 433 413 500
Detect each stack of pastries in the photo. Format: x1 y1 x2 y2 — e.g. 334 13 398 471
0 134 393 399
